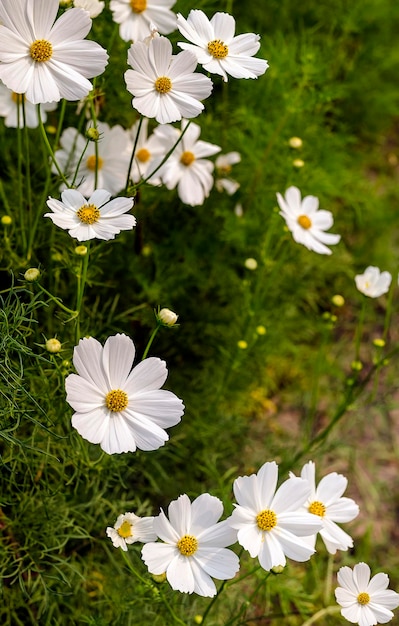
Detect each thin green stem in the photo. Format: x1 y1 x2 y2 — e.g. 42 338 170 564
37 106 71 187
34 284 78 318
354 298 367 362
158 585 188 626
22 98 33 259
75 241 91 341
142 323 161 360
300 605 341 626
323 553 334 607
125 115 143 193
16 97 26 252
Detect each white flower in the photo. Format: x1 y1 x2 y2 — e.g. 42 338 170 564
65 333 184 454
106 512 157 551
45 189 136 241
141 493 239 597
290 461 359 554
215 151 241 194
127 117 167 185
335 563 399 626
0 82 57 128
154 120 221 206
124 36 213 125
355 266 392 298
54 122 131 196
176 10 268 82
0 0 108 104
73 0 105 18
277 186 341 255
110 0 176 43
229 461 323 571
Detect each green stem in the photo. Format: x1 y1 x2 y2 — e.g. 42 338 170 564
300 605 341 626
158 585 188 626
22 98 33 259
142 323 161 360
37 106 71 187
35 283 78 318
125 115 144 193
323 553 334 607
354 297 367 362
75 241 91 341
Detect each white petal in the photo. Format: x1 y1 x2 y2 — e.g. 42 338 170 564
101 334 135 389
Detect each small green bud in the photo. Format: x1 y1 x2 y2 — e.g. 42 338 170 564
331 294 345 307
288 137 303 149
256 325 267 335
24 267 40 282
373 338 385 348
244 257 258 270
151 573 167 584
271 565 285 574
1 215 12 226
86 127 100 141
351 360 363 371
293 158 305 168
157 308 178 326
46 338 62 353
237 340 248 350
75 245 88 256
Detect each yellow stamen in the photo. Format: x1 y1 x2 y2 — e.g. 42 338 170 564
130 0 147 13
154 76 172 94
30 39 53 62
177 534 198 557
117 520 133 538
77 204 100 225
308 501 326 517
136 148 151 163
207 39 229 59
357 592 370 605
86 155 104 171
256 509 277 531
297 215 312 229
105 389 129 412
180 151 195 166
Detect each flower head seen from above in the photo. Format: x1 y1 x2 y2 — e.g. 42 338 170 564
141 493 239 597
229 461 323 571
125 36 213 124
106 512 157 551
110 0 177 43
277 186 341 255
45 189 136 242
65 333 185 454
355 266 392 298
290 461 359 554
215 151 241 195
0 0 108 104
176 10 268 82
154 120 221 206
54 122 131 196
0 82 57 128
335 563 399 626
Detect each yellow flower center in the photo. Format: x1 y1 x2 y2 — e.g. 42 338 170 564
256 509 277 531
180 151 196 167
154 76 172 94
136 148 151 163
105 389 129 412
207 39 229 59
77 204 100 225
308 501 326 517
30 39 53 62
357 592 370 605
218 164 232 175
130 0 147 13
86 155 104 171
297 215 312 229
177 534 198 557
117 520 133 538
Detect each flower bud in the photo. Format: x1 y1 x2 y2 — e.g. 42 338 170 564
158 308 178 326
373 338 385 348
24 268 40 282
237 340 248 350
256 325 267 335
1 215 12 226
288 137 303 149
86 127 100 141
331 294 345 307
46 338 62 353
151 572 167 584
244 258 258 270
293 158 305 168
75 245 88 256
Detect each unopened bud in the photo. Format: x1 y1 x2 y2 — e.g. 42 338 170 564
158 308 178 326
46 338 62 353
1 215 12 226
373 338 385 348
151 572 167 584
237 340 248 350
331 294 345 307
351 360 363 371
86 127 100 141
24 268 40 282
293 158 305 168
75 245 88 256
288 137 303 149
244 258 258 270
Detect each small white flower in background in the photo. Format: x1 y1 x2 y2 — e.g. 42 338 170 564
290 461 359 554
215 152 241 195
125 36 213 125
106 512 157 551
154 120 221 206
277 186 341 255
157 308 178 326
0 0 108 104
73 0 105 18
65 333 184 454
141 493 239 597
176 10 268 82
110 0 176 43
355 266 392 298
45 189 136 241
54 122 131 196
229 461 323 571
335 563 399 626
0 83 57 128
127 118 167 185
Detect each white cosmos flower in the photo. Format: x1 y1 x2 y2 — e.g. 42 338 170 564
124 36 213 125
335 563 399 626
0 82 57 128
54 122 131 196
73 0 105 18
277 186 341 255
355 266 392 298
65 333 184 454
215 151 241 194
110 0 177 43
45 189 136 241
290 461 359 554
229 461 323 571
0 0 108 105
176 10 268 82
127 117 167 185
106 512 157 551
141 493 239 597
154 120 221 206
